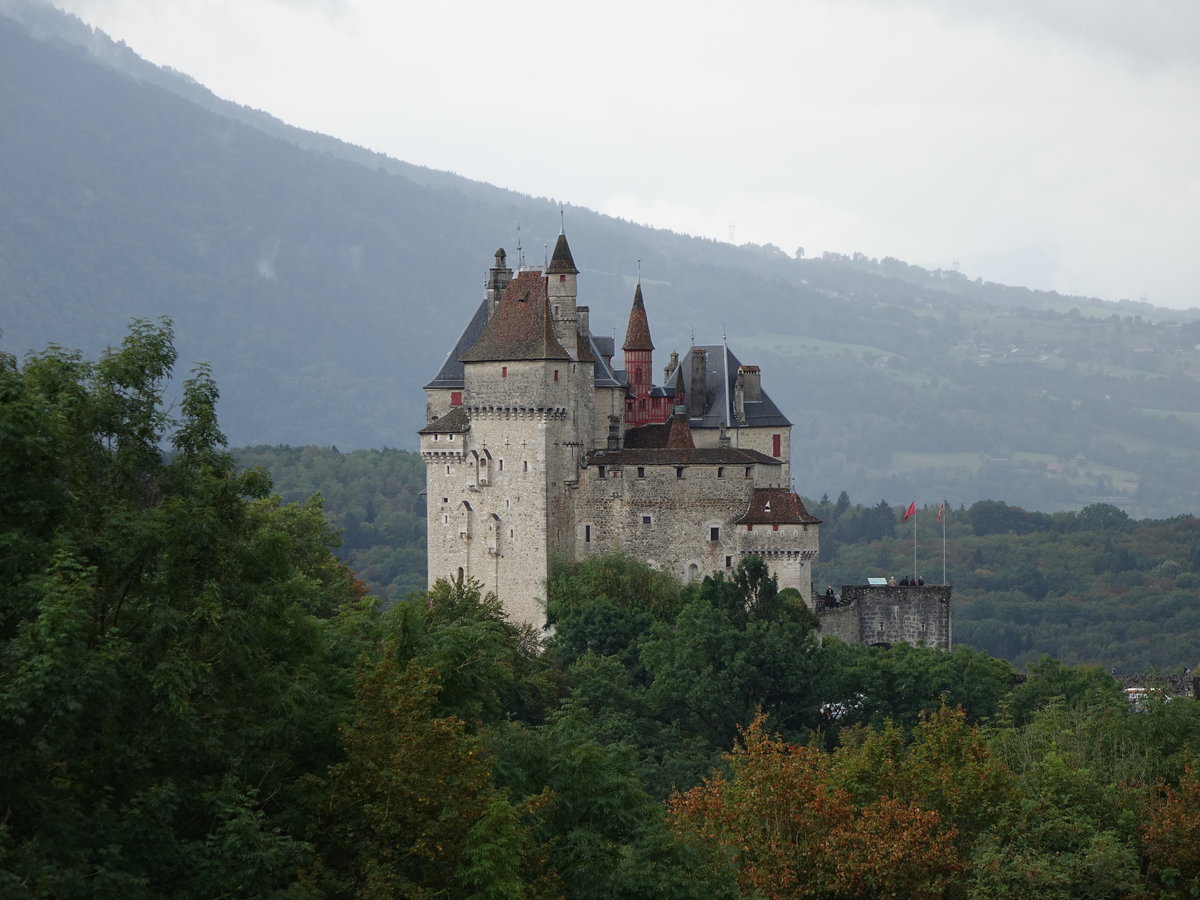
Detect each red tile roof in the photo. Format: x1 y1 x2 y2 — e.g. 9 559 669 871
734 488 822 525
665 411 695 449
418 405 470 434
622 283 654 352
459 271 572 363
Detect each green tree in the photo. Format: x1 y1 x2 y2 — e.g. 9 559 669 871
312 655 544 899
1006 656 1123 726
0 321 362 895
641 557 824 750
545 554 684 679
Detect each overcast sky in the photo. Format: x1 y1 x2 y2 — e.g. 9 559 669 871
45 0 1200 309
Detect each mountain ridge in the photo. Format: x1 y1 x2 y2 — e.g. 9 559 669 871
5 2 1200 518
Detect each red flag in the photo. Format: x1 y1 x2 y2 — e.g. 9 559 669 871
903 501 916 522
937 501 945 523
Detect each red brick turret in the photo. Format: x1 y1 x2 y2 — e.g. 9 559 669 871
623 282 656 426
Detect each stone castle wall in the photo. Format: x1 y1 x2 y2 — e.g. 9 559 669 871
692 425 791 488
575 463 818 598
816 585 952 650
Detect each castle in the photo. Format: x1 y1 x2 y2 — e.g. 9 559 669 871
419 229 821 630
419 229 952 650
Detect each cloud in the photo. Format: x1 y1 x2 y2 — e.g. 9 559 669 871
861 0 1200 70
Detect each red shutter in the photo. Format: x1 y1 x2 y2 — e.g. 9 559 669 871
450 391 462 406
772 433 781 457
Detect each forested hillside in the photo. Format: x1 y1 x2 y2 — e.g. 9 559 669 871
811 495 1200 671
232 443 1200 672
234 444 426 602
5 5 1200 517
7 324 1200 896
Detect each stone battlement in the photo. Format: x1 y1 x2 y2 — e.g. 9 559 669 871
817 584 952 650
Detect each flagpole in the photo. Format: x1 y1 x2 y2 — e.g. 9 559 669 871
941 499 947 586
912 502 917 582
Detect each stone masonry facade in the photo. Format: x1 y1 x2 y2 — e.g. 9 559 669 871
817 585 953 651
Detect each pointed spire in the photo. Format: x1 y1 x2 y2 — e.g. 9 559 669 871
665 407 695 449
547 231 578 275
623 282 654 352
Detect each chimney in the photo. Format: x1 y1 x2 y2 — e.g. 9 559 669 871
578 305 590 339
606 415 622 451
486 248 512 319
688 349 707 418
734 365 760 425
737 365 761 401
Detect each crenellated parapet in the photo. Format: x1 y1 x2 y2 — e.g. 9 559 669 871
466 405 569 422
817 584 952 650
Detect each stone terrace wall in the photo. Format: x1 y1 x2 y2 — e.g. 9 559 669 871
817 585 952 650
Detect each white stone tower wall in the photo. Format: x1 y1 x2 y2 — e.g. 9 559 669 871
548 271 579 358
736 522 819 603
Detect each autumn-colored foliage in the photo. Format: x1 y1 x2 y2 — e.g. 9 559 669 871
669 713 963 899
1143 762 1200 896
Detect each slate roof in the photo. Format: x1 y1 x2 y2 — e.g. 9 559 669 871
546 232 578 275
666 344 792 430
589 334 624 389
459 271 572 363
417 405 471 434
584 446 780 467
623 283 654 352
423 297 490 390
593 335 615 363
734 488 822 525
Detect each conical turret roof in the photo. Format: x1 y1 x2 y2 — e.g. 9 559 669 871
546 232 578 275
623 283 655 352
